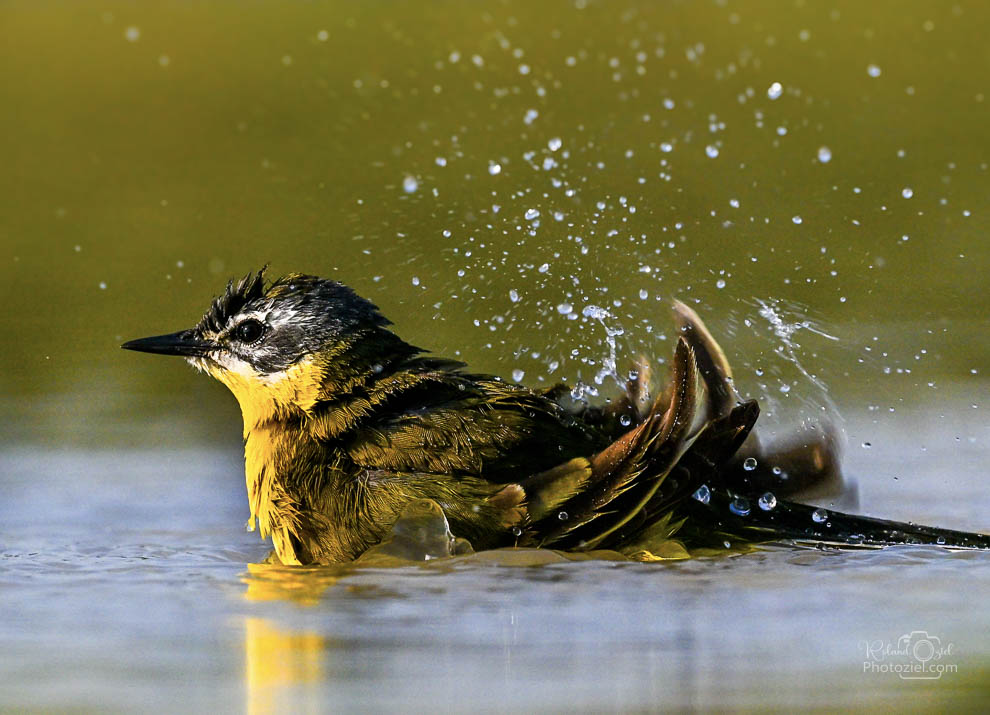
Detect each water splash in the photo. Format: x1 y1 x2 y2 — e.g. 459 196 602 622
751 297 838 394
580 304 626 388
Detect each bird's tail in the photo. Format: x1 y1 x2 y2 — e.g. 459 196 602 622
618 300 990 555
679 484 990 550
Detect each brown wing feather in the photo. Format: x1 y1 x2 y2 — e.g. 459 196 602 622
522 337 707 549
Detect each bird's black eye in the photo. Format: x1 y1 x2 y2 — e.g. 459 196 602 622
233 319 265 344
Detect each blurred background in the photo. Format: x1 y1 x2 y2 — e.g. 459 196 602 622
2 1 989 711
3 0 987 452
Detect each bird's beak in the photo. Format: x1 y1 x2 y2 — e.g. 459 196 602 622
121 330 215 357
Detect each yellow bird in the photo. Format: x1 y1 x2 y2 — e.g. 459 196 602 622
123 269 990 564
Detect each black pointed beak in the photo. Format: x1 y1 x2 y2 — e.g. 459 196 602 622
121 330 215 358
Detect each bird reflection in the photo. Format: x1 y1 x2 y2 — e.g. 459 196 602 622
243 617 325 715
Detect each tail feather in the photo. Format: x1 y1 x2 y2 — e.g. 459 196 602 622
684 485 990 549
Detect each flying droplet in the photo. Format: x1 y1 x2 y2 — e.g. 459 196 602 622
767 81 783 100
402 175 419 193
558 511 569 521
817 146 832 163
692 485 711 505
729 496 751 516
758 492 777 511
743 457 758 471
812 508 828 523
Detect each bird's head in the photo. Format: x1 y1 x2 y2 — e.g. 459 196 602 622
123 268 412 428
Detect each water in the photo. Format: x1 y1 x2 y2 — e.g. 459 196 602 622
3 401 989 711
2 0 990 710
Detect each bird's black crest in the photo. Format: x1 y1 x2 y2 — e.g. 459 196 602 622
197 267 268 335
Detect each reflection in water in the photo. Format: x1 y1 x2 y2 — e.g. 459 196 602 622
242 562 345 605
243 617 325 715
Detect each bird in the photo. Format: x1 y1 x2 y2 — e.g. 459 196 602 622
122 268 990 564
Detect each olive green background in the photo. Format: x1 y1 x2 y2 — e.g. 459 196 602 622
2 0 987 448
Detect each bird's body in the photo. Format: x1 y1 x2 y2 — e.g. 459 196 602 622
123 269 990 564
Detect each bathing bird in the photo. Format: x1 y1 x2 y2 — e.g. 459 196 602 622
122 269 990 563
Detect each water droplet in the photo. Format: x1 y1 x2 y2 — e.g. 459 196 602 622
692 485 711 505
716 279 726 289
244 518 255 532
812 508 828 523
936 536 946 545
511 526 523 536
729 496 751 516
758 492 777 511
619 414 632 427
124 26 141 43
901 187 914 199
817 146 832 163
557 511 568 521
488 162 502 176
411 276 420 286
511 368 525 382
743 457 758 471
791 215 803 225
402 175 419 193
767 81 783 100
509 289 520 303
524 208 540 221
98 281 107 290
548 137 562 152
861 441 872 449
705 144 719 158
556 303 573 315
867 63 882 78
523 108 539 125
779 383 791 393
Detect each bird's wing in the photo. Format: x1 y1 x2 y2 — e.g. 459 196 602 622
518 337 714 550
